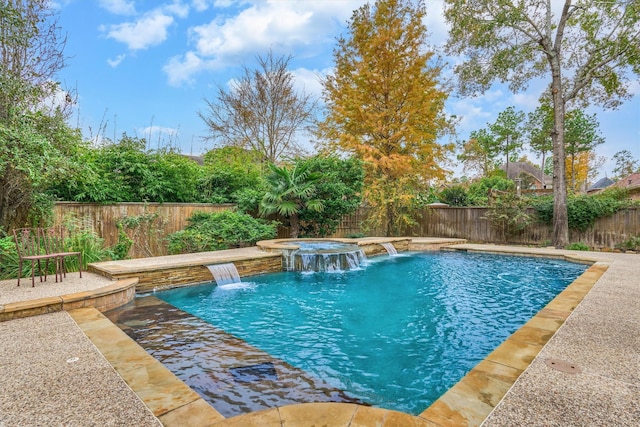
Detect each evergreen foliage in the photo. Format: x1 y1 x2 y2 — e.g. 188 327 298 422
531 189 634 232
299 156 364 237
167 211 277 254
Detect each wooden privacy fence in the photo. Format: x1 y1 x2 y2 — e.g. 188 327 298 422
53 202 234 258
54 202 640 258
331 206 640 249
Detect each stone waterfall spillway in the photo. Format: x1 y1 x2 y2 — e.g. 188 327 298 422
381 242 398 255
206 263 241 285
283 241 367 272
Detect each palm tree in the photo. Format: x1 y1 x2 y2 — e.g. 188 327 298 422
260 162 324 238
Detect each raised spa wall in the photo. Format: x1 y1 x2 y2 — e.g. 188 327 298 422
88 237 436 293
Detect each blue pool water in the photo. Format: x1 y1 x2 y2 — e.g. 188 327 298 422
155 251 587 415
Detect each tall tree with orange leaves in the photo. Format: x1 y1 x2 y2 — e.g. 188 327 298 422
318 0 452 235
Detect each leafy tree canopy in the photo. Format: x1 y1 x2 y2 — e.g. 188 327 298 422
199 146 265 208
612 150 639 180
260 161 324 238
444 0 640 247
319 0 453 235
299 155 364 237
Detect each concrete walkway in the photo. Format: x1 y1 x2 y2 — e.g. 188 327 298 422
0 245 638 426
0 273 161 426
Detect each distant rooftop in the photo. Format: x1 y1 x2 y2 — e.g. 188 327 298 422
587 177 615 192
500 162 552 188
613 172 640 189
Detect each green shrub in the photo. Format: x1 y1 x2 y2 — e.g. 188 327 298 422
467 176 515 206
0 236 25 280
65 228 111 270
566 242 591 251
484 189 533 242
615 235 640 251
63 217 113 270
532 188 633 231
167 210 277 254
298 156 364 237
108 223 133 260
346 232 367 238
439 186 469 206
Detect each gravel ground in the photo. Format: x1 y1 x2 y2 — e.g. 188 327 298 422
0 311 161 426
0 272 161 426
0 272 113 305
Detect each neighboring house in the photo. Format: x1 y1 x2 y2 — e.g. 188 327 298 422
613 172 640 200
587 177 615 194
500 162 553 190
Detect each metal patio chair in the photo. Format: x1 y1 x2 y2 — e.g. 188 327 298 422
13 228 61 287
40 226 83 281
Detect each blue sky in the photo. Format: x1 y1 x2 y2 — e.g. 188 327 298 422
55 0 639 180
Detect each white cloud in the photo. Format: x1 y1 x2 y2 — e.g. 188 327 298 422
628 79 640 96
192 0 234 11
189 5 315 58
99 0 136 15
139 125 179 140
292 67 330 99
423 0 449 47
164 51 207 86
104 10 175 50
448 97 493 132
39 83 74 114
164 0 366 85
163 1 190 18
107 53 126 67
511 92 542 110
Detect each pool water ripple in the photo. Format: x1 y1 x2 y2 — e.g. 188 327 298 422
141 251 586 415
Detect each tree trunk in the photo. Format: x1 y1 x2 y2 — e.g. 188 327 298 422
550 63 569 248
290 214 300 239
385 202 394 237
505 135 510 178
540 151 546 188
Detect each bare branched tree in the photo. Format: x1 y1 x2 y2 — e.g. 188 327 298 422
199 51 318 163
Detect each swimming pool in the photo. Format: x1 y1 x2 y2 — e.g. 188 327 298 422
152 251 587 415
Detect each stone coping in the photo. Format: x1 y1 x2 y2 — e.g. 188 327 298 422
88 246 281 276
255 236 414 252
68 307 225 426
0 278 138 321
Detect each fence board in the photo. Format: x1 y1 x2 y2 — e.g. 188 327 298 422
53 202 234 258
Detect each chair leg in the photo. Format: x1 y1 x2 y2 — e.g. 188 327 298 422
17 259 22 287
53 259 58 282
58 257 67 282
32 260 36 287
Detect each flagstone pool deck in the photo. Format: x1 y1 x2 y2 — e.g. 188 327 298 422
1 239 638 426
